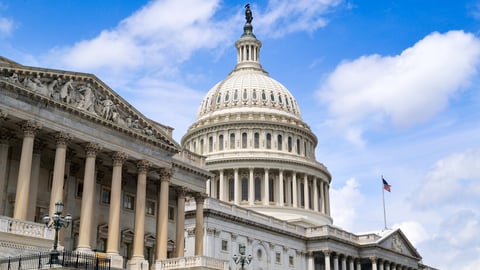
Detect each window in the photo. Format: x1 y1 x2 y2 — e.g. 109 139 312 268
266 133 271 149
209 136 213 152
261 90 267 101
168 206 175 221
233 89 238 101
200 139 204 154
242 132 247 148
269 178 275 202
277 135 283 151
288 136 292 152
228 178 234 201
278 94 283 104
219 135 224 151
230 133 235 149
297 139 301 154
241 178 248 201
124 194 135 210
289 255 294 266
270 92 275 102
101 187 111 204
76 181 83 198
304 142 307 157
225 91 230 102
242 89 248 101
146 200 155 216
254 132 259 148
252 89 257 100
276 252 281 264
216 94 222 104
254 177 261 201
97 238 107 252
221 240 228 251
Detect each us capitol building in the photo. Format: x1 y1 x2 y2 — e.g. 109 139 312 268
0 6 435 270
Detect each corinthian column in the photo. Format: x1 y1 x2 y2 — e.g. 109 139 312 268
107 152 127 267
370 257 378 270
313 177 319 212
0 129 13 216
248 168 254 206
14 121 41 220
263 169 269 205
194 194 205 256
77 142 101 252
49 132 71 217
278 170 284 206
303 175 309 209
175 187 187 257
323 250 331 270
131 160 150 260
156 168 171 260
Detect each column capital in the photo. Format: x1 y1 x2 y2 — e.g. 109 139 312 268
0 128 14 143
54 132 72 147
84 142 102 157
369 256 378 263
137 159 151 173
195 193 207 203
159 168 173 182
112 152 128 166
21 120 41 137
322 249 332 256
175 186 189 198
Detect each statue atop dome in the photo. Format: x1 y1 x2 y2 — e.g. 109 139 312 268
245 4 253 24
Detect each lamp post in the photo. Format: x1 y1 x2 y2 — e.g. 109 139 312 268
43 201 72 265
233 244 252 270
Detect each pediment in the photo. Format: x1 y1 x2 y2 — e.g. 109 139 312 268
0 56 179 153
378 229 421 258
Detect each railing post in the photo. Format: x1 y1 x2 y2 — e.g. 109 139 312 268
17 256 21 270
38 253 41 269
7 257 11 270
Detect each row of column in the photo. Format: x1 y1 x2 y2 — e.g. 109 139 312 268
208 168 330 215
3 120 206 270
310 250 418 270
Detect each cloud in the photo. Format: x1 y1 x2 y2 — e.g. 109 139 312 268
0 16 13 36
317 31 480 145
392 221 428 246
330 178 364 230
414 148 480 207
256 0 342 38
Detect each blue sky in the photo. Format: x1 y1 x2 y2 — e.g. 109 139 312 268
1 1 480 269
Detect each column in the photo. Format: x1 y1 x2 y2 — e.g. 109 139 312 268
379 260 384 270
263 169 269 205
286 176 292 206
129 160 150 269
278 170 284 206
0 130 12 216
325 182 331 215
333 254 339 270
49 132 71 217
323 250 331 270
349 258 354 270
234 168 240 204
77 142 101 252
313 177 319 212
370 257 378 270
219 170 224 201
194 194 205 256
307 251 314 270
292 172 297 207
27 141 43 221
175 187 187 257
356 259 362 270
106 152 127 267
320 180 325 214
13 121 40 220
303 175 309 209
211 176 217 199
248 168 254 206
341 256 347 270
156 168 171 260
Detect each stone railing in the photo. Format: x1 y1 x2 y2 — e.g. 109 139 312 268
154 256 228 270
174 149 207 167
0 216 52 239
306 225 381 244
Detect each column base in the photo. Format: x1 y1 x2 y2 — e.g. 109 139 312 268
107 253 124 269
75 247 95 255
127 258 149 270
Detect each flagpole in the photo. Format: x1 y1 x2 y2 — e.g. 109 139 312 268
382 175 387 230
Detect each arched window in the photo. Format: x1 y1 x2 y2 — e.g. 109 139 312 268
225 91 230 102
252 89 258 101
261 90 267 101
216 94 222 104
233 89 239 101
241 178 248 201
228 178 234 202
266 133 271 149
219 134 224 151
300 183 305 207
254 132 260 149
230 133 235 149
200 139 204 154
243 89 248 101
288 136 292 152
296 139 300 154
254 177 262 201
304 141 307 157
277 135 283 151
209 136 213 152
242 132 248 148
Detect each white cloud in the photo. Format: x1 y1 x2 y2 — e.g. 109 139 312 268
415 148 480 207
317 31 480 145
392 221 428 246
256 0 342 38
330 178 364 230
0 16 13 36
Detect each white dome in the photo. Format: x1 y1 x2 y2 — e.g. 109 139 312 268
196 69 302 121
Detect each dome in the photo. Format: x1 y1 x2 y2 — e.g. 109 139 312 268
195 22 301 122
196 69 302 121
